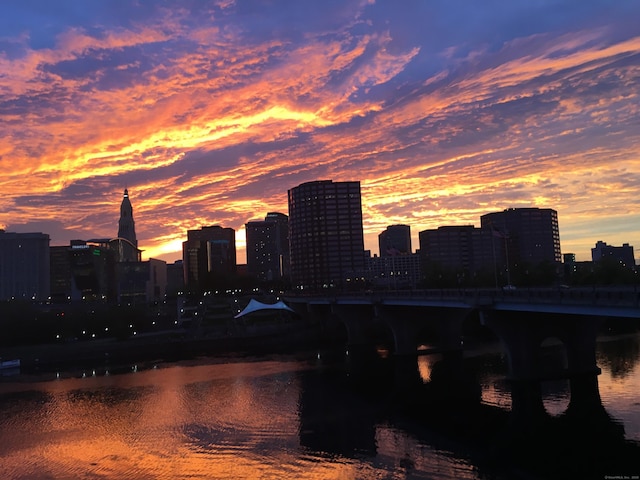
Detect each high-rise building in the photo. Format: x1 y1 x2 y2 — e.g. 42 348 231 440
50 245 73 302
379 224 412 257
118 189 137 247
182 225 236 291
591 241 635 267
480 208 561 266
288 180 365 290
245 212 289 282
419 225 476 272
67 240 116 301
563 253 577 283
366 252 422 289
418 224 506 286
0 230 50 301
116 258 167 303
166 260 185 297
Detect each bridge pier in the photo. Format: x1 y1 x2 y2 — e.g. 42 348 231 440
509 380 548 434
480 310 603 381
566 373 605 418
481 310 606 431
330 303 378 348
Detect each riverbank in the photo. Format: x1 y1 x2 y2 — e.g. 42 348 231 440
0 321 324 374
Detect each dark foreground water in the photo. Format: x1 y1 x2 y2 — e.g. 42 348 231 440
1 333 639 479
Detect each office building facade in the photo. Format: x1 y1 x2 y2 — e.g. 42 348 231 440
116 258 167 303
418 225 499 285
367 252 422 289
182 225 236 291
477 208 562 285
419 225 476 272
480 208 561 265
288 180 365 290
379 224 412 257
0 231 50 301
245 212 290 282
591 241 635 267
50 245 73 302
67 240 117 301
166 260 185 297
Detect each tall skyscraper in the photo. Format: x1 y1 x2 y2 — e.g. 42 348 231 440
288 180 365 290
379 224 412 256
245 212 289 282
117 189 137 247
480 208 562 266
114 189 142 262
182 225 236 291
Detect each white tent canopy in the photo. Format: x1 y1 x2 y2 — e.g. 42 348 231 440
234 299 295 318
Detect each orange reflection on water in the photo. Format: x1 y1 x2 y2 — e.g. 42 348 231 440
0 359 439 480
416 349 441 383
375 425 480 480
596 334 640 441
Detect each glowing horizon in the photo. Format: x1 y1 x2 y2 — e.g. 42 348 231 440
1 1 639 264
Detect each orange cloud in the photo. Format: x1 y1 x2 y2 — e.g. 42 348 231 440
1 4 639 263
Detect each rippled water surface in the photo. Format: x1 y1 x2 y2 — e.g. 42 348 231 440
0 358 493 480
0 332 639 479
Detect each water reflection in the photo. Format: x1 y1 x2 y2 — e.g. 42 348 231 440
540 379 570 416
0 333 638 479
598 333 640 378
417 350 440 383
388 334 640 479
299 370 377 457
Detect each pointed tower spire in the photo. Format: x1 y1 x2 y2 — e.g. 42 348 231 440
118 188 137 247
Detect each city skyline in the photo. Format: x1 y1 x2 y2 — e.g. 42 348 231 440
1 1 639 263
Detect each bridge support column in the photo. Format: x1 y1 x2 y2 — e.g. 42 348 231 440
480 311 603 381
509 380 548 434
481 310 607 432
330 303 377 346
563 321 602 379
567 373 602 414
330 304 386 382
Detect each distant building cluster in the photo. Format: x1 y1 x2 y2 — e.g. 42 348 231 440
1 190 165 303
0 180 637 301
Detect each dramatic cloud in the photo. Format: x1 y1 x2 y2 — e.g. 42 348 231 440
1 0 639 262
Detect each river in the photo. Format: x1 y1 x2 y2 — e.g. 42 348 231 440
0 332 639 479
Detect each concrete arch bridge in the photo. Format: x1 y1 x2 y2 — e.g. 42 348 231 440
285 287 640 383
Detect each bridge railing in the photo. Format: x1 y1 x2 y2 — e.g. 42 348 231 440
287 286 640 309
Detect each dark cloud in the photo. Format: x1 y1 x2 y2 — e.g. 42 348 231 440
231 0 365 43
44 46 155 87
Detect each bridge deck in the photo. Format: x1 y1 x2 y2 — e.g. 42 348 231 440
286 287 640 319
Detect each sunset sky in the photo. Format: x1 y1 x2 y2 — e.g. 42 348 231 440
1 0 639 263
